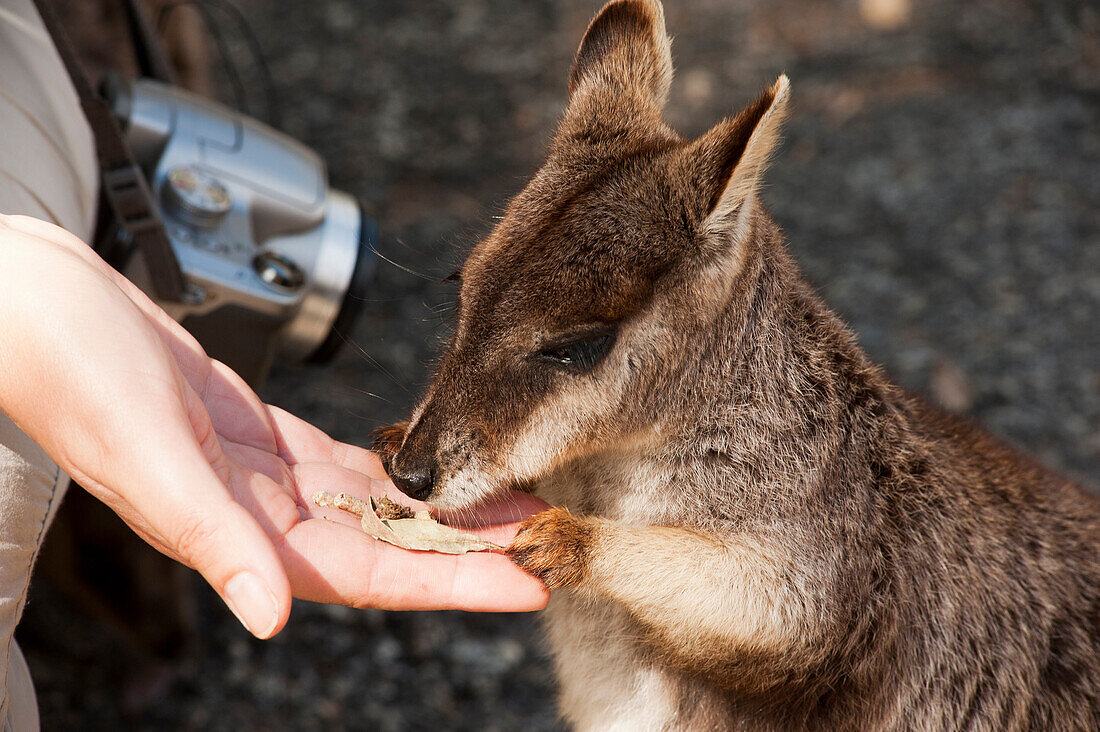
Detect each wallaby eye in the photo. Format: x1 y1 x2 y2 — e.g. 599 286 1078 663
536 332 615 373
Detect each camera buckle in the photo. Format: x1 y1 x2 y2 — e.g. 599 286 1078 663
102 165 161 233
101 165 188 302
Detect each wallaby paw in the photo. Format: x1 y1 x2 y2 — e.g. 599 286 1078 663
507 508 593 589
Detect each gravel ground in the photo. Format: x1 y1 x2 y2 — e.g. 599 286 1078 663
19 0 1099 728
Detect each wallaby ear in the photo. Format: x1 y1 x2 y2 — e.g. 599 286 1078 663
569 0 673 107
558 0 673 143
683 75 790 231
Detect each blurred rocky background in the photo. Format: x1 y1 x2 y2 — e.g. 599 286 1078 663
19 0 1099 728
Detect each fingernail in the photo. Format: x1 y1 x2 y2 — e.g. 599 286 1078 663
224 571 278 638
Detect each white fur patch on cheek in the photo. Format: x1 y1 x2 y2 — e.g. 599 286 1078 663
505 367 626 482
421 398 579 511
504 402 577 481
430 352 634 509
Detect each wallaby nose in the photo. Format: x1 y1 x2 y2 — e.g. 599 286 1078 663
390 464 435 502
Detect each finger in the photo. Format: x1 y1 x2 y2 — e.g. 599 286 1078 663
175 498 294 638
223 440 298 501
266 405 338 466
194 360 278 452
0 217 295 638
85 389 295 640
131 342 277 455
221 451 302 539
277 518 549 612
127 443 295 637
266 406 388 479
331 440 390 480
89 445 295 639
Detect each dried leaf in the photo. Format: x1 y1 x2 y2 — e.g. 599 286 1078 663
375 495 415 520
314 490 370 516
313 492 499 555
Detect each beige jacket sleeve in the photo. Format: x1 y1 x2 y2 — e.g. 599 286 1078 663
0 1 97 729
0 0 97 239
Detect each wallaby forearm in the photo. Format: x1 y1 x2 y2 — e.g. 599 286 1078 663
589 521 810 659
509 509 816 670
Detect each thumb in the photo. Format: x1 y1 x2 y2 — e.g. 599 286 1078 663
147 385 294 638
100 423 294 639
169 496 294 639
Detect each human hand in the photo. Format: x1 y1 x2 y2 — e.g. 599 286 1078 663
0 215 549 638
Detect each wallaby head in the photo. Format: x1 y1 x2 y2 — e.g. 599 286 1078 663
386 0 790 509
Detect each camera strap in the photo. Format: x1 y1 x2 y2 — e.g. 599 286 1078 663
31 0 187 302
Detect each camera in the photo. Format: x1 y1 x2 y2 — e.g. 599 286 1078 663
105 77 377 386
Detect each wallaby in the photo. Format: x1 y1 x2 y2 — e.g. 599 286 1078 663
376 0 1100 728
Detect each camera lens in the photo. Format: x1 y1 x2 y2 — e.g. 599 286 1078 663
305 206 378 364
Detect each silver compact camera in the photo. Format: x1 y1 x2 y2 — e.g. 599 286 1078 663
106 78 376 386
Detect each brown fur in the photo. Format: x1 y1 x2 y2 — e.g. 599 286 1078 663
382 1 1100 729
508 508 594 589
369 420 408 473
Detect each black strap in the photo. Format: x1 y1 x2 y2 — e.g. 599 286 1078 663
32 0 186 302
118 0 178 83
